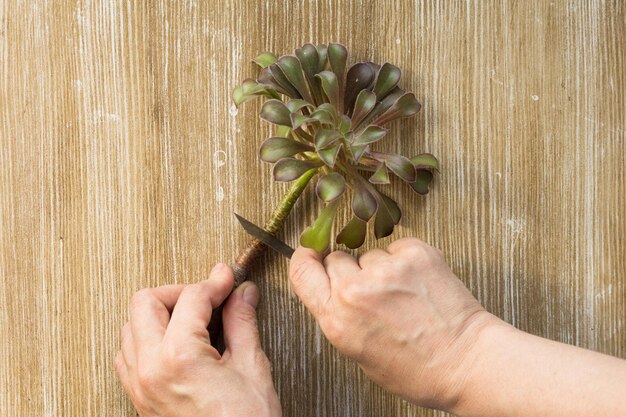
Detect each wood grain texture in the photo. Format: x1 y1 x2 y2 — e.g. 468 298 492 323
1 1 624 416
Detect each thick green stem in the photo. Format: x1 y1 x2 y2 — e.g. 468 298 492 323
232 168 318 285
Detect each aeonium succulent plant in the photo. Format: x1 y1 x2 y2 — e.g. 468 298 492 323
232 43 438 272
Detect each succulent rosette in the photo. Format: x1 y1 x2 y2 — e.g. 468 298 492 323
233 43 439 252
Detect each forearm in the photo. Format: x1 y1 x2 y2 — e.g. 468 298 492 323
453 320 626 417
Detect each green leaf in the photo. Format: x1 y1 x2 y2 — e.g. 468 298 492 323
349 144 368 162
315 44 328 71
275 125 291 138
339 115 351 134
410 170 434 195
372 152 416 182
374 203 395 239
286 99 314 113
336 217 367 249
276 56 315 103
352 125 388 146
273 158 322 182
344 63 376 114
232 79 277 107
354 87 405 129
373 63 401 99
265 65 301 98
328 43 347 82
257 68 290 96
318 143 342 167
375 93 421 125
369 163 390 184
310 109 335 125
260 99 292 127
295 44 320 78
259 137 313 163
315 103 338 123
351 90 377 127
379 191 401 224
411 153 440 172
352 181 378 221
295 44 324 104
328 43 347 109
316 172 346 202
315 71 340 108
315 128 342 149
253 52 278 68
300 200 339 253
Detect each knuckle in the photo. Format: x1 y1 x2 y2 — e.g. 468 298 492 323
235 308 259 329
337 282 366 306
289 259 315 285
161 342 194 369
130 288 154 310
114 352 124 371
320 316 346 346
136 364 160 391
252 349 272 372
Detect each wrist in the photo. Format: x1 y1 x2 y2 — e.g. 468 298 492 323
448 314 521 416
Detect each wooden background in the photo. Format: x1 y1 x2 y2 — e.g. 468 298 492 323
1 1 624 416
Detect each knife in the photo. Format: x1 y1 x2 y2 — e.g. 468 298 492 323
233 213 295 259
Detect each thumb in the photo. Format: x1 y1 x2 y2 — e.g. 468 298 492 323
289 246 331 318
222 281 262 358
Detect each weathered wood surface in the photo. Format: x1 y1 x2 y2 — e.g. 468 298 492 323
1 1 624 416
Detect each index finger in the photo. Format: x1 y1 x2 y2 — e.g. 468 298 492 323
130 284 187 352
164 263 234 342
289 246 331 318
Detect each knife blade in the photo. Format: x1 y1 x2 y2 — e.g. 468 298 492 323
234 213 295 259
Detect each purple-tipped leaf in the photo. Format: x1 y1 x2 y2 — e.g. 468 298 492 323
344 63 376 115
253 52 278 68
257 67 291 96
375 93 421 125
316 172 346 202
259 137 313 163
310 109 335 125
369 163 390 184
339 115 351 134
260 100 292 127
352 125 388 146
410 170 434 195
336 217 367 249
411 153 440 172
295 44 320 78
267 64 302 98
318 143 342 168
315 128 342 149
373 63 401 99
379 191 401 224
233 79 278 106
351 90 377 127
349 144 368 162
327 43 347 109
273 158 322 182
315 71 340 109
315 44 328 71
352 181 378 221
371 152 416 183
387 155 416 183
286 99 315 113
374 204 395 239
276 56 315 103
300 200 339 253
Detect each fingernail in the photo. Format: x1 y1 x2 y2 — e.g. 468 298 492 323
242 283 260 308
212 263 227 273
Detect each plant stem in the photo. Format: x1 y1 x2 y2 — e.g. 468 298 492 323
232 168 318 285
